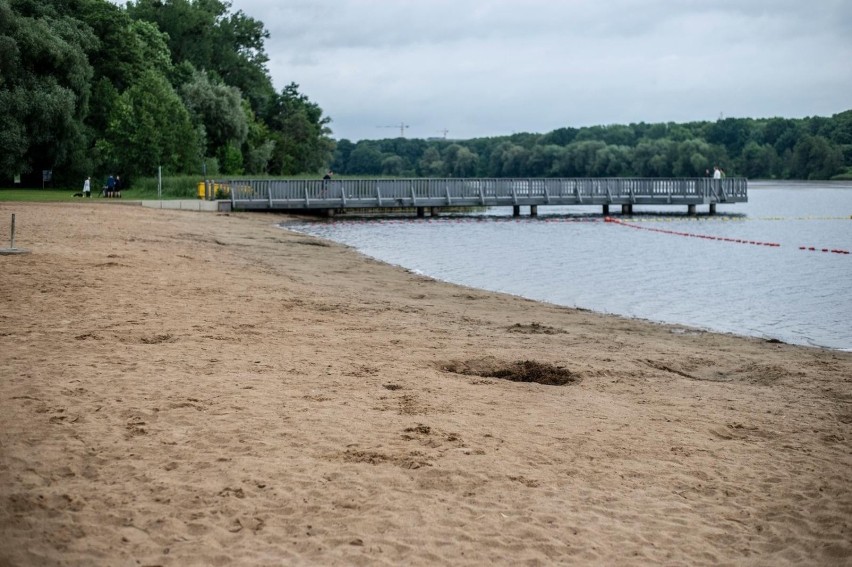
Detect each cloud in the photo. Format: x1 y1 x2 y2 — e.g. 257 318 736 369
239 0 852 140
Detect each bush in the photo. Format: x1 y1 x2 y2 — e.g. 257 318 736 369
129 175 201 199
831 168 852 181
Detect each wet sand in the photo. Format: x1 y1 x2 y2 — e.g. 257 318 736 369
1 202 850 565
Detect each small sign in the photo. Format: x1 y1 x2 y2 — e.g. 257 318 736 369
42 169 52 182
13 174 20 184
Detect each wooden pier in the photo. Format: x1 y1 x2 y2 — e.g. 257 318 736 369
210 177 747 216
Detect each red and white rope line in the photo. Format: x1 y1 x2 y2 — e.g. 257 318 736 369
605 217 850 255
323 215 850 255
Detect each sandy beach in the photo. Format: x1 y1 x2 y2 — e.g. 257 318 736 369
1 202 850 566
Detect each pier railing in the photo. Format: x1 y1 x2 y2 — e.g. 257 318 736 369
212 177 747 212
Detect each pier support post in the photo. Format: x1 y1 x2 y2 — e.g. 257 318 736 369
709 203 716 215
430 207 438 217
324 208 336 218
530 205 538 217
417 207 425 218
621 204 632 215
602 204 609 215
687 204 696 216
513 205 520 217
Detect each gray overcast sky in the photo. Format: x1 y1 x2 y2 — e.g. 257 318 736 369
241 0 852 141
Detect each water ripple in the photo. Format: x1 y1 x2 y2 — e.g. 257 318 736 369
287 183 852 351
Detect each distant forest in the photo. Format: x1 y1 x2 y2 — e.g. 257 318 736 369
2 0 850 187
332 112 852 180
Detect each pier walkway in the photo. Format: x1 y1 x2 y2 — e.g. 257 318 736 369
209 177 747 216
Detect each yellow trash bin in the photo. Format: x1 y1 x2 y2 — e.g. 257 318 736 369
197 181 205 199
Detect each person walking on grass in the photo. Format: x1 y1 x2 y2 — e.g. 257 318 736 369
83 177 91 198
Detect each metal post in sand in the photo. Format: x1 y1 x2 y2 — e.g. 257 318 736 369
1 213 31 255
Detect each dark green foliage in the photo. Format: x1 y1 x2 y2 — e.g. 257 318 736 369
96 71 200 177
0 0 334 186
332 112 851 181
126 0 275 116
265 83 334 175
181 70 248 156
791 135 844 180
0 0 96 183
0 0 847 184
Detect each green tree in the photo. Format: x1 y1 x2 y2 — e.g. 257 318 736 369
0 0 96 182
488 143 529 177
417 146 444 177
346 143 383 175
760 117 801 158
631 139 675 177
330 139 355 173
127 0 275 115
241 101 274 174
556 141 607 177
267 83 334 174
738 142 778 179
671 139 713 177
444 145 479 177
791 135 843 180
539 127 578 146
127 0 219 71
219 142 243 175
381 155 405 176
181 70 248 158
590 145 629 177
97 70 201 177
526 145 564 177
77 1 171 92
574 124 636 146
212 7 274 113
707 117 753 156
826 110 852 145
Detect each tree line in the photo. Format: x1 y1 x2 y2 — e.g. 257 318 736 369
332 112 852 180
1 0 334 187
2 0 850 188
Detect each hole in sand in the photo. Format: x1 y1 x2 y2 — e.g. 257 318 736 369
441 358 580 386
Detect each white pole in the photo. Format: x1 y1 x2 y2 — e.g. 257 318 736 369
158 166 162 199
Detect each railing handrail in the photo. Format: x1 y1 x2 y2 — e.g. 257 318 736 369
217 177 747 210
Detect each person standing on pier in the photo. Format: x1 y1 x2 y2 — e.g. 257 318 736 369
321 170 332 197
713 166 722 179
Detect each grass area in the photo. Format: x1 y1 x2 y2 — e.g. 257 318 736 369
0 178 203 202
0 189 83 202
0 174 417 202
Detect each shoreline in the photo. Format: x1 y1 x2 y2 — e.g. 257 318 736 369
2 202 851 565
282 217 849 354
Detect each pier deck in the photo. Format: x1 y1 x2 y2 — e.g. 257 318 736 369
211 177 747 216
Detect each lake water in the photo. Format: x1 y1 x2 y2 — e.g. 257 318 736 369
285 181 852 351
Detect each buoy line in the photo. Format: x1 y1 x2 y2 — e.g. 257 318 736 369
605 217 850 255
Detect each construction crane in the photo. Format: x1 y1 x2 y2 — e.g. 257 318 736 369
377 122 409 137
437 128 449 139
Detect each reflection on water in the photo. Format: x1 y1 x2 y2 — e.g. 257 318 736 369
286 182 852 351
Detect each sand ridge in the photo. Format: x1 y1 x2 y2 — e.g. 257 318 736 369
1 202 850 565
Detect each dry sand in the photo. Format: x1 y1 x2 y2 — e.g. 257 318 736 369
1 202 851 566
